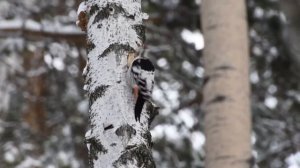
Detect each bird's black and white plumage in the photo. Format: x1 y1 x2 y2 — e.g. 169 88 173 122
127 55 155 122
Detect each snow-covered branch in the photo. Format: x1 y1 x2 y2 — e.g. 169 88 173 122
0 20 85 45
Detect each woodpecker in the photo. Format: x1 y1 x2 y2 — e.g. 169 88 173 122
127 50 155 122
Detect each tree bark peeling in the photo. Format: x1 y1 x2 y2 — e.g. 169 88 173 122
83 0 155 167
89 85 110 105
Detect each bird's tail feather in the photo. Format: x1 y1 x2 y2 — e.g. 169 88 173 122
135 92 145 122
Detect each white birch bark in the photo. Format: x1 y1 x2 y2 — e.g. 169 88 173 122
82 0 156 167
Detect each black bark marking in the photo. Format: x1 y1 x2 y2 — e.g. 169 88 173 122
97 23 102 29
232 156 256 167
99 43 135 59
87 41 96 54
88 109 96 129
86 137 108 162
89 85 110 106
115 124 136 139
88 152 94 168
85 78 91 87
133 24 146 43
247 156 256 167
110 143 117 147
207 95 227 106
142 131 153 147
214 65 235 71
90 5 99 16
104 124 114 131
108 6 115 14
93 5 110 24
202 74 221 87
92 3 128 24
113 144 156 168
202 76 210 87
128 15 135 20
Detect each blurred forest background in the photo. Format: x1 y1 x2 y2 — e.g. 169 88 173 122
0 0 299 168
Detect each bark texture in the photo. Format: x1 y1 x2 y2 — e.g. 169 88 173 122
201 1 252 168
84 0 155 167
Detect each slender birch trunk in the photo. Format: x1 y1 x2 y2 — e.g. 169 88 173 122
81 0 156 167
201 1 252 168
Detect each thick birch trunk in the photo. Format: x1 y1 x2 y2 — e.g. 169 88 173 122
201 1 252 168
83 0 156 167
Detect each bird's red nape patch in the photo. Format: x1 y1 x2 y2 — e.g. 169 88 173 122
133 85 139 100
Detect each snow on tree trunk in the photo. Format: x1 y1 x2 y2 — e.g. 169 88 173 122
201 0 252 168
82 0 156 167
